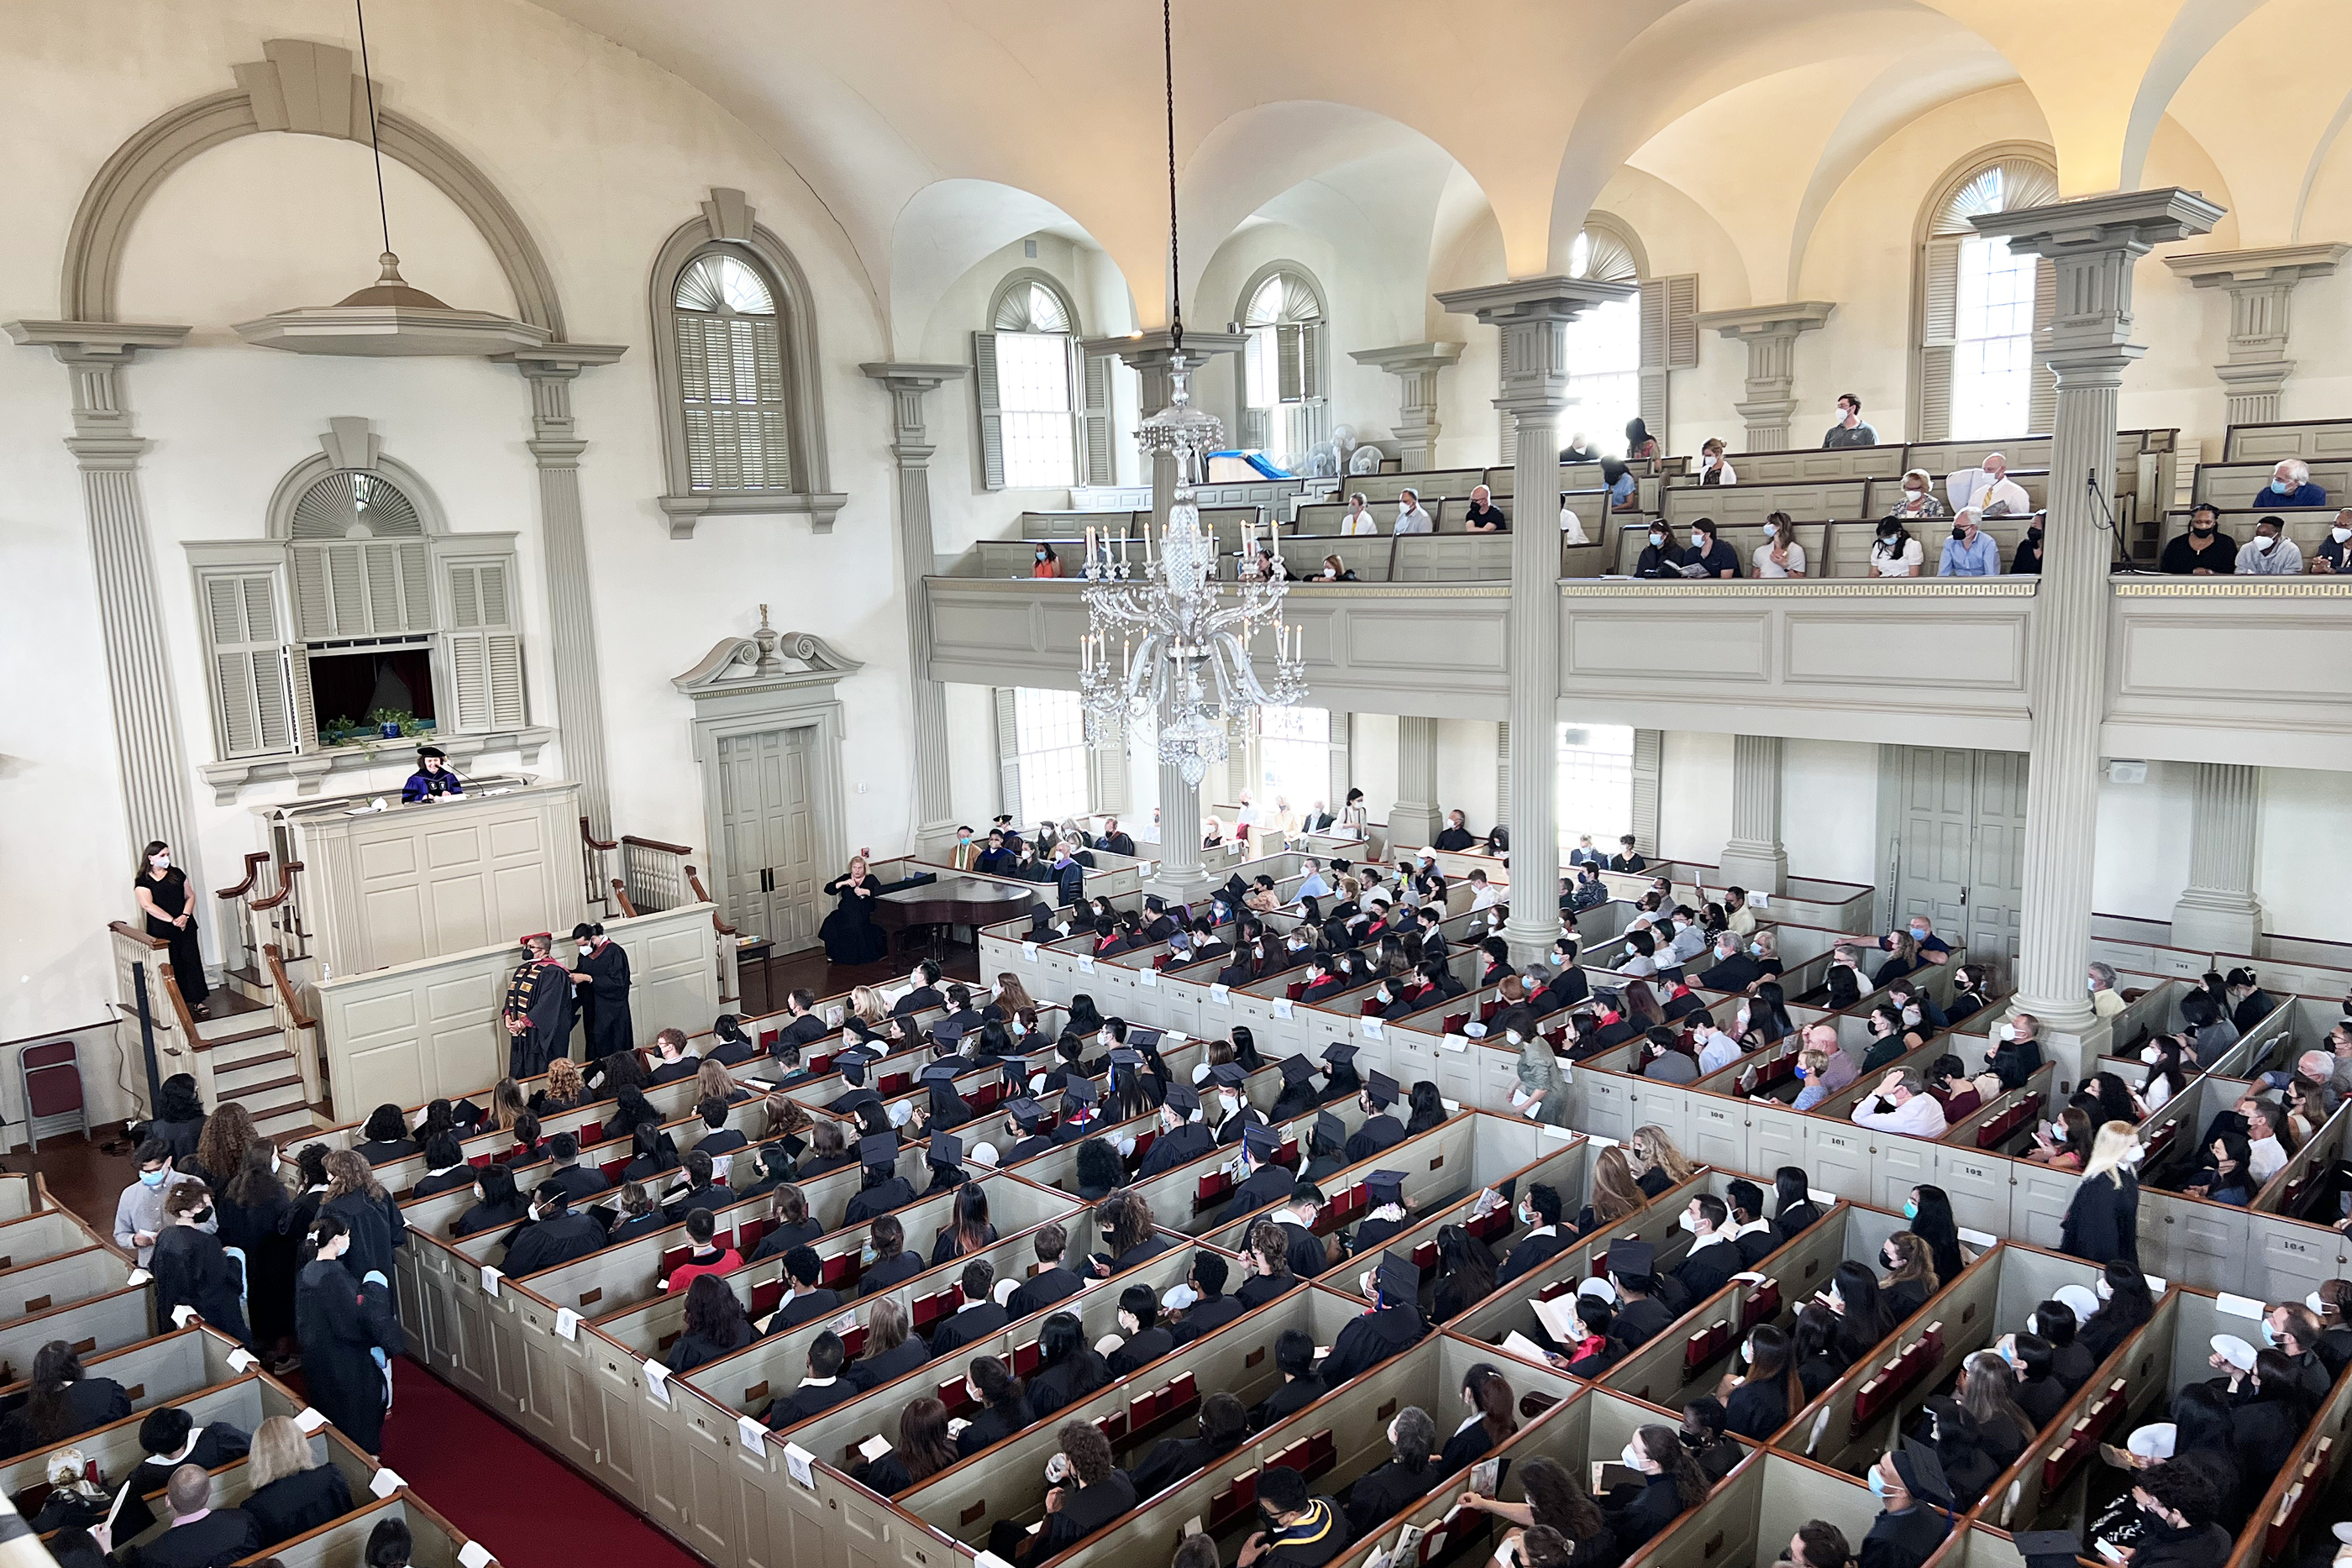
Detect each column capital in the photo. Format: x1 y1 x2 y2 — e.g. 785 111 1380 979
4 319 192 361
1692 301 1836 341
860 362 968 468
1078 328 1246 378
1971 189 2222 355
1434 275 1636 327
2163 242 2349 289
496 342 629 381
1347 340 1465 375
859 361 969 395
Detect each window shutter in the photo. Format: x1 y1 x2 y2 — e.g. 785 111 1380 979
2027 257 2057 433
1630 728 1662 854
1495 721 1511 829
204 573 295 758
1299 321 1324 401
447 560 526 732
1665 275 1700 369
291 546 332 641
1637 281 1671 441
1327 712 1352 815
1919 237 1963 443
1242 408 1272 452
993 687 1023 823
1086 723 1127 816
1080 351 1116 485
973 330 1006 491
1277 323 1304 403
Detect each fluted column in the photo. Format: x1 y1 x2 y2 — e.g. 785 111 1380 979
1079 329 1246 900
1437 275 1636 960
504 343 627 837
6 320 203 921
1347 342 1464 469
862 364 968 852
1389 718 1441 849
2171 763 2265 952
1717 735 1788 894
2164 245 2348 426
1693 302 1835 451
1972 190 2222 1073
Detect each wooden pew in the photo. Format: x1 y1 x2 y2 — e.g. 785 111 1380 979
255 1491 488 1568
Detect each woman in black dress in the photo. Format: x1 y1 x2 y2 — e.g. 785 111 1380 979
151 1179 252 1349
217 1143 300 1366
296 1214 404 1453
820 855 889 965
134 841 208 1015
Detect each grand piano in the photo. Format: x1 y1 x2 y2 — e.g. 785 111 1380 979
873 871 1045 958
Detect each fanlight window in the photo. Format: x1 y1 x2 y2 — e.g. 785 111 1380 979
995 281 1071 334
673 251 794 491
289 470 423 541
1559 226 1641 459
1920 156 2059 441
1240 269 1328 468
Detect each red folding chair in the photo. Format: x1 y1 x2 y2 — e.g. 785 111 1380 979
20 1040 87 1144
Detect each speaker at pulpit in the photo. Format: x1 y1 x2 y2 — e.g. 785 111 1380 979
263 775 586 976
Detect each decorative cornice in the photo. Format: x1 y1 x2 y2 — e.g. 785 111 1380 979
1693 301 1836 337
1557 579 2039 598
2164 244 2350 284
1347 341 1466 372
2112 577 2352 597
660 490 850 539
1435 275 1637 320
4 320 191 358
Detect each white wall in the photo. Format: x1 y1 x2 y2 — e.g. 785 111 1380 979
1659 731 1735 866
1436 720 1503 831
1781 740 1882 887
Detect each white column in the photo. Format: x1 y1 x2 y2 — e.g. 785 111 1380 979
862 363 969 852
2163 245 2348 427
5 320 205 922
1347 342 1464 469
1692 302 1835 451
1080 328 1247 900
1437 275 1636 961
1717 735 1788 894
1971 189 2222 1073
505 343 627 837
1389 717 1441 849
2171 763 2265 952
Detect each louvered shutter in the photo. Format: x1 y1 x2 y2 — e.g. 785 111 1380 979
1495 721 1511 828
993 688 1023 822
1242 408 1272 452
1665 275 1700 368
204 573 295 758
1080 352 1116 485
677 311 716 490
1638 281 1671 439
1327 713 1352 817
1299 321 1324 401
974 330 1005 490
1630 728 1662 854
1277 323 1304 403
1919 237 1963 443
2027 257 2057 434
447 560 526 732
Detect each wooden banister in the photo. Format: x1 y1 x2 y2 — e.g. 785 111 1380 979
620 835 693 857
611 878 640 919
108 920 167 952
262 943 315 1030
684 865 736 936
155 964 199 1057
215 852 270 900
252 859 303 911
580 815 617 852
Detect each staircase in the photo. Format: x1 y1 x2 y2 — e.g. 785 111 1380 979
108 922 326 1143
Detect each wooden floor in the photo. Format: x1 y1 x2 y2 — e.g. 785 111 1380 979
758 940 983 1004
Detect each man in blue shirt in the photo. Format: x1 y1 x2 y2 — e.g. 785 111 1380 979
2261 459 2328 507
1938 509 2002 576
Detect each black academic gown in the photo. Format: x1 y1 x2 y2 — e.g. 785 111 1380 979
1172 1292 1245 1345
1139 1123 1215 1177
502 1212 606 1275
1613 1295 1675 1349
844 1177 916 1224
1251 1375 1323 1433
1279 1218 1329 1279
150 1225 253 1348
1858 1506 1952 1568
1496 1229 1568 1287
858 1252 925 1296
1350 1214 1410 1256
245 1463 356 1550
1345 1458 1438 1539
1221 1163 1296 1227
0 1377 131 1460
128 1509 265 1568
574 941 634 1058
1108 1326 1176 1378
295 1258 402 1453
1319 1303 1429 1383
845 1333 932 1391
1344 1114 1407 1164
929 1302 1011 1356
507 959 576 1078
1009 1265 1087 1318
1259 1497 1349 1566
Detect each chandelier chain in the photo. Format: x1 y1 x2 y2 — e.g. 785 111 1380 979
354 0 394 258
1162 0 1181 351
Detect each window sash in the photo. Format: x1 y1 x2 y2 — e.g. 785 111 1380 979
1012 688 1089 823
995 332 1076 489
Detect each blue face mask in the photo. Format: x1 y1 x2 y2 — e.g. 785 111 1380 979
2272 479 2292 493
139 1168 168 1188
1750 941 1764 956
1908 926 1929 941
1868 1466 1892 1498
1903 1198 1919 1219
1793 1064 1809 1080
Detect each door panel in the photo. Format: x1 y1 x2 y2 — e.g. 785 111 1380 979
1890 746 2028 964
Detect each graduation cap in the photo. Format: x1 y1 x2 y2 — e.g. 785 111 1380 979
1366 1170 1407 1205
417 745 447 761
2014 1534 2083 1568
858 1132 900 1169
1129 1027 1163 1052
1208 1062 1247 1088
1278 1054 1317 1084
1164 1082 1200 1114
1145 895 1165 913
1109 1048 1144 1070
834 1088 884 1117
1062 1072 1098 1105
1374 1251 1420 1303
919 1060 963 1085
1321 1042 1358 1067
1312 1110 1346 1152
932 1020 967 1047
1890 1438 1953 1508
834 1046 875 1079
1365 1070 1399 1106
1006 1097 1045 1130
1606 1239 1656 1282
1241 1123 1280 1161
927 1132 963 1167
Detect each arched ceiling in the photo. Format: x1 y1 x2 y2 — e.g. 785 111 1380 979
522 0 2351 326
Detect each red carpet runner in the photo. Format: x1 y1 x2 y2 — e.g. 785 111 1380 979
378 1355 706 1568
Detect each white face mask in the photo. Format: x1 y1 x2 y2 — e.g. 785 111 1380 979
2141 1046 2162 1064
2334 527 2351 544
1622 1443 1645 1470
1994 1023 2015 1043
1506 1030 1524 1045
2096 1278 2113 1301
1762 522 1778 538
1904 486 1924 500
578 943 594 956
150 853 171 869
1678 1209 1701 1234
1688 532 1705 548
2255 535 2277 553
2119 1144 2145 1167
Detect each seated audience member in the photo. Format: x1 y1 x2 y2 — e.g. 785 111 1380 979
1929 1057 1983 1122
1603 458 1638 512
1104 1283 1176 1377
1342 1404 1438 1539
501 1183 606 1275
2262 458 2329 506
853 1397 959 1498
1877 1233 1939 1321
1026 1311 1110 1421
111 1406 252 1540
1392 490 1434 534
1852 1068 1949 1137
760 1244 842 1333
2309 507 2352 574
1859 1442 1956 1568
2184 1130 2255 1206
2236 513 2304 574
2011 511 2045 573
354 1104 421 1165
1599 1424 1707 1552
1236 1462 1345 1567
1131 1392 1248 1500
1320 1252 1430 1382
662 1206 743 1293
1793 1031 1861 1112
1250 1329 1326 1434
1937 509 2001 576
2162 502 2236 574
1462 485 1508 532
1680 518 1740 579
1890 469 1945 519
2126 1460 2233 1568
2025 1106 2093 1173
1752 511 1806 577
0 1341 132 1460
1670 1195 1740 1299
1824 393 1877 448
668 1272 757 1373
1315 553 1357 582
135 1466 262 1568
859 1214 924 1294
1951 452 2030 516
1872 517 1924 576
1719 1322 1803 1439
929 1260 1010 1356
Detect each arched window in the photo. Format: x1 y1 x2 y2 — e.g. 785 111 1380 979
1561 225 1644 459
974 271 1092 490
649 191 838 535
1236 265 1330 471
1916 152 2058 441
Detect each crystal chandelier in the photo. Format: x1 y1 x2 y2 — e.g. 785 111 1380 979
1074 0 1307 787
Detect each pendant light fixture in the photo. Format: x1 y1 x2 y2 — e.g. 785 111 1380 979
235 0 546 357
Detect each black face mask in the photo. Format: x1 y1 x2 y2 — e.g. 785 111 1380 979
1950 526 1967 541
2027 526 2043 539
2192 523 2216 536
